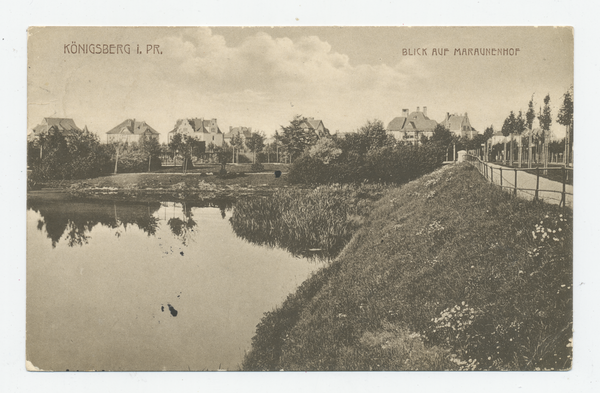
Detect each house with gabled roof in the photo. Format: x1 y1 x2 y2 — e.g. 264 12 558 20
300 117 328 138
106 119 160 144
28 117 82 142
168 118 224 147
224 126 252 145
441 112 478 139
387 107 438 144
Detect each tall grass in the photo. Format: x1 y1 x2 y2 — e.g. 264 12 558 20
242 163 572 371
230 185 385 259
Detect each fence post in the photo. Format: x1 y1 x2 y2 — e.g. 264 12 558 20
491 166 494 183
514 169 518 196
560 166 566 207
499 167 503 188
535 167 540 201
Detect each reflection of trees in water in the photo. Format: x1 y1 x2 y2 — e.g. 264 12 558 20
167 203 197 246
164 200 233 246
28 197 235 248
28 199 161 248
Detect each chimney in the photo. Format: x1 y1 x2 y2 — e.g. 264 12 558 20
402 109 409 117
132 118 136 131
423 106 428 117
417 106 420 112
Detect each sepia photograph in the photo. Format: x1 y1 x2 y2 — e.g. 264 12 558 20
24 26 575 373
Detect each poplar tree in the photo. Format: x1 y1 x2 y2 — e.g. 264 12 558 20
557 87 573 166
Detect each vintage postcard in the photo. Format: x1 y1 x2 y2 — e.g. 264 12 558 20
26 26 573 372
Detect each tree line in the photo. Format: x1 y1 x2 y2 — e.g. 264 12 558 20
487 87 573 167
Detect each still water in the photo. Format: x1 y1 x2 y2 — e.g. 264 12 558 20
27 195 323 371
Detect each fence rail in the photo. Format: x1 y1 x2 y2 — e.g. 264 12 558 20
465 154 573 208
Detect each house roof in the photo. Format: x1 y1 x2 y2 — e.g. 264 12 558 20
224 127 252 139
443 114 473 132
169 118 222 134
305 119 323 130
387 111 437 132
107 119 159 135
32 117 81 136
387 117 407 131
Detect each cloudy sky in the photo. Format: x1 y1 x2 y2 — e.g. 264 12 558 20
28 26 573 141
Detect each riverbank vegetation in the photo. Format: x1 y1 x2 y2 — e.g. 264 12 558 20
242 163 572 371
230 184 387 259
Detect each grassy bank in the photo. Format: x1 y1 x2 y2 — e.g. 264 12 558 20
242 163 572 371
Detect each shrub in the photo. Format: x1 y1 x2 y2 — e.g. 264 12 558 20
250 162 265 172
288 141 445 186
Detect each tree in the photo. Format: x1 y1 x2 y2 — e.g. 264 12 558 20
358 119 395 150
181 135 205 173
501 111 517 136
30 126 112 181
231 133 245 164
308 137 342 164
538 94 552 168
557 86 573 166
279 115 318 163
431 124 453 148
525 96 537 168
168 133 184 167
213 142 232 174
539 94 552 141
246 131 265 164
139 136 162 172
526 96 536 130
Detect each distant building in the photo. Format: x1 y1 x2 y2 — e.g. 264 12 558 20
168 118 223 147
387 107 438 144
224 126 252 145
441 112 478 139
28 117 82 142
106 119 160 144
300 117 328 137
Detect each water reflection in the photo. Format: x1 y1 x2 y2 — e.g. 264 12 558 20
27 195 320 371
28 199 162 248
28 196 233 248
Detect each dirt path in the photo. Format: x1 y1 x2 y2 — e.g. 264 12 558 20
482 162 573 207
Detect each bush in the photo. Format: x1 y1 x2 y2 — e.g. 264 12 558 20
113 150 162 173
250 162 265 172
288 142 445 186
287 155 330 184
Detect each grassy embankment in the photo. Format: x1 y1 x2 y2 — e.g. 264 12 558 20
242 163 572 371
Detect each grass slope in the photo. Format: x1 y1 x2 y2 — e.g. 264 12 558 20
242 163 572 371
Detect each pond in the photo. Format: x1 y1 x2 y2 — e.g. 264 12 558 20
26 194 324 371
